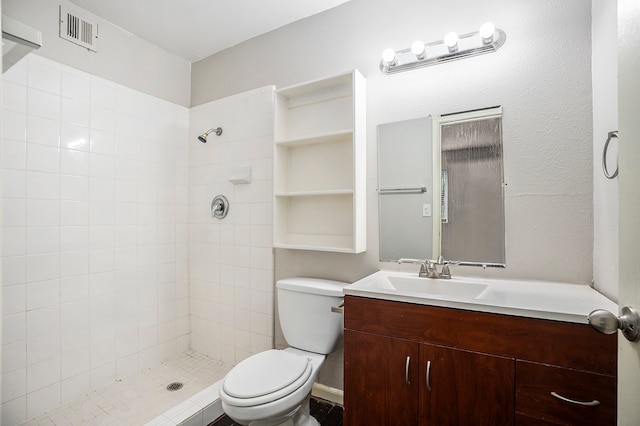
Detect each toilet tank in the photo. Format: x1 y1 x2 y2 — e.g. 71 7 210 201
277 277 348 355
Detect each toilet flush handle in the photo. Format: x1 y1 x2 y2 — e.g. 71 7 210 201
331 300 345 314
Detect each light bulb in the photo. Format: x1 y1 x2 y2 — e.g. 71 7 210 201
411 40 426 59
444 32 459 52
479 22 495 43
382 48 396 65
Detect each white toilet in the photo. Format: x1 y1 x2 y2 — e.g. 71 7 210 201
219 277 347 426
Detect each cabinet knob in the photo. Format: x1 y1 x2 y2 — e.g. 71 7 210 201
588 306 640 342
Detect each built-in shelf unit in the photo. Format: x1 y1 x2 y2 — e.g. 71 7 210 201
274 70 366 253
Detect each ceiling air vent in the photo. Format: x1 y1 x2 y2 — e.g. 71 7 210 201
59 5 98 52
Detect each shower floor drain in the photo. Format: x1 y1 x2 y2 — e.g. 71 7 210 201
166 382 184 391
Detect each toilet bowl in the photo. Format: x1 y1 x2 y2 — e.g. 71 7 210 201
219 348 325 426
219 278 347 426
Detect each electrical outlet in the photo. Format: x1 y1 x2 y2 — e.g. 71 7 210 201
422 204 432 217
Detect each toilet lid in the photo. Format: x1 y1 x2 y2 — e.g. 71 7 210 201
222 350 312 400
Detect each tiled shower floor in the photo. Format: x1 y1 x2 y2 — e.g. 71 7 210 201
20 351 231 426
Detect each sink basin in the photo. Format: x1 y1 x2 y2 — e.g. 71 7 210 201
367 274 489 299
343 270 618 324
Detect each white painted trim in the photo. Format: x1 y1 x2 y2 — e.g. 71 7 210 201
311 383 344 405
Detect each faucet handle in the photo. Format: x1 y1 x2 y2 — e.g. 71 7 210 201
419 262 429 277
440 264 451 279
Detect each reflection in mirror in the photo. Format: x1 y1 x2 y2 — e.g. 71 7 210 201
377 117 435 261
438 111 505 265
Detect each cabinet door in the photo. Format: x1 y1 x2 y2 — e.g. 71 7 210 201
419 343 515 425
344 329 419 425
516 360 616 425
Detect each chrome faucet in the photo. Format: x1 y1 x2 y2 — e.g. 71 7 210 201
398 256 456 279
419 256 455 279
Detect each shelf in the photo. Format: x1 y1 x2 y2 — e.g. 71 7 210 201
273 70 366 253
275 189 354 197
275 129 354 147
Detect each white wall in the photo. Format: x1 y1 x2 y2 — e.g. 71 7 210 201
592 0 619 301
1 55 190 424
192 0 595 390
188 86 275 366
193 0 594 284
3 0 191 106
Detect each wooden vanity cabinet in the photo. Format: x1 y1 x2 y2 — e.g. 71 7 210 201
343 296 617 426
344 330 419 424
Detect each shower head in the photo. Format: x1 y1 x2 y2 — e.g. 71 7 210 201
198 127 223 143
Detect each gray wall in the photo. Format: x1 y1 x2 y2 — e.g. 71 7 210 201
192 0 595 390
3 0 191 106
192 0 594 283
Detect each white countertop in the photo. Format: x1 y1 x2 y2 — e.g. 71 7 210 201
343 270 618 324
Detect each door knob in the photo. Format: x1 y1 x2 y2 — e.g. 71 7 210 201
588 306 640 342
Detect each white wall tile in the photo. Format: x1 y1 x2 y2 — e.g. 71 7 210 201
91 80 116 110
90 129 116 155
3 110 27 142
61 371 91 402
26 279 59 310
3 340 27 373
28 56 61 95
61 98 90 127
61 175 89 201
61 348 90 380
26 226 59 255
61 300 90 331
61 123 90 152
26 200 59 227
26 331 60 365
60 226 89 252
3 139 27 170
61 325 90 354
26 170 60 198
60 251 89 277
25 253 59 282
60 149 90 176
26 306 59 338
28 89 61 120
2 312 27 344
26 356 60 392
60 276 89 304
3 199 26 228
62 69 90 103
2 367 26 403
3 284 25 316
2 395 27 426
26 382 61 419
91 106 116 132
3 227 25 256
90 362 115 389
3 81 28 113
3 256 26 287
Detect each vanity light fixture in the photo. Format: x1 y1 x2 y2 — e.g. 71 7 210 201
380 22 506 74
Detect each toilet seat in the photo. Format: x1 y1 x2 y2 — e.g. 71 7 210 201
221 350 313 407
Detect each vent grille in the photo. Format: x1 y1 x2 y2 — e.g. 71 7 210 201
59 6 98 52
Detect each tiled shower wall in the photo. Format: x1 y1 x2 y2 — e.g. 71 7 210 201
1 55 191 424
188 86 275 366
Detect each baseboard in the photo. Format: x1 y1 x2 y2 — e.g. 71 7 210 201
311 383 344 405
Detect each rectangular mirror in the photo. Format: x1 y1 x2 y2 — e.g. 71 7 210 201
377 106 505 266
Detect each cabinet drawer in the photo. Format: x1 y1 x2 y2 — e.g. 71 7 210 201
516 361 616 425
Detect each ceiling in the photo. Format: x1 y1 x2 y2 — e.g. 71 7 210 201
69 0 351 63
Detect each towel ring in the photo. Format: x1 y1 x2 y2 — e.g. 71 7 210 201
602 131 618 179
